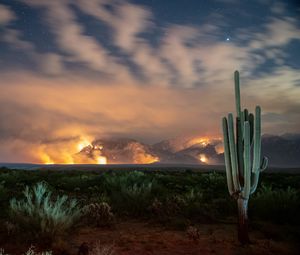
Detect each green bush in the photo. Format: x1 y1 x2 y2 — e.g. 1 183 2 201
9 182 81 243
251 185 300 223
103 171 157 215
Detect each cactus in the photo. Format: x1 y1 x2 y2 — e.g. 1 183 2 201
222 70 268 244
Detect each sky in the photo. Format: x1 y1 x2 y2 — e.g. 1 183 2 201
0 0 300 163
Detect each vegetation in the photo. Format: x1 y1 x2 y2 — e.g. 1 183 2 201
0 167 299 251
0 247 52 255
9 182 81 244
82 202 115 227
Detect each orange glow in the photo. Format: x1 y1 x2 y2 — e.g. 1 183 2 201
199 153 208 163
188 137 211 147
215 143 224 154
97 156 107 164
77 138 92 151
40 153 54 164
136 154 159 164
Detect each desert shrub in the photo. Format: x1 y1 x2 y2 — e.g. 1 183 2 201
0 248 9 255
186 226 200 241
114 181 154 215
251 185 300 223
103 172 156 215
150 193 190 220
82 202 115 227
0 247 52 255
103 171 150 191
24 246 52 255
9 182 81 243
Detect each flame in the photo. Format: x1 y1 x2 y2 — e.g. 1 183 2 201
96 156 107 164
136 154 159 164
215 143 224 154
199 153 208 163
77 138 91 151
37 135 108 165
189 137 210 147
40 153 54 165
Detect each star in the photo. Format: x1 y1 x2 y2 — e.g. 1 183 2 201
226 37 230 41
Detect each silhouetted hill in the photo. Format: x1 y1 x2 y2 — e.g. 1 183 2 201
76 134 300 166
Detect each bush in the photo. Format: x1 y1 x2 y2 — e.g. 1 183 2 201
83 202 115 227
0 247 52 255
251 185 300 223
9 182 81 243
103 172 156 216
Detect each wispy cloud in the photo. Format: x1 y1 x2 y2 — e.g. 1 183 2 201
0 0 300 162
0 4 15 25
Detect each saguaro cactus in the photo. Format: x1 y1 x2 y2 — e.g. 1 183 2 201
222 70 268 244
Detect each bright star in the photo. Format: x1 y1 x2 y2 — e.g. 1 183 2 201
226 37 230 41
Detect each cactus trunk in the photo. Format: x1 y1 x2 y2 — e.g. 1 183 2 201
222 71 268 244
237 198 249 244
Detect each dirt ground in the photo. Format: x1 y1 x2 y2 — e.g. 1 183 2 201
68 221 298 255
1 220 298 255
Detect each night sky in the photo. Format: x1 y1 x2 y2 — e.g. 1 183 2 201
0 0 300 163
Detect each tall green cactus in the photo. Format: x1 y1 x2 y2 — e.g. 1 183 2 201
222 70 268 244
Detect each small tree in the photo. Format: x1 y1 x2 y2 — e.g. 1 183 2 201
222 71 268 244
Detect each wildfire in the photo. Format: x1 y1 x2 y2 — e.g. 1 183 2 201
188 137 211 147
38 136 108 165
199 153 208 163
215 143 224 154
96 156 107 164
40 153 54 165
77 138 91 151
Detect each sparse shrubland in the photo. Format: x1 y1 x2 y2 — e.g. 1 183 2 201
0 167 299 251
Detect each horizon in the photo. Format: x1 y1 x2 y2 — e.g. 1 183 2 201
0 0 300 164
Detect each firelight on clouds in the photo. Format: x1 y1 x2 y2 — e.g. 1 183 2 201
0 0 299 164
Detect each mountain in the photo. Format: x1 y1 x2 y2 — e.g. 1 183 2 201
77 134 300 166
80 138 159 164
262 134 300 166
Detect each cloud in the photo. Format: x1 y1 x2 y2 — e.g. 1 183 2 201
76 0 152 52
24 0 131 80
0 0 300 163
0 4 15 25
76 0 172 84
249 17 300 49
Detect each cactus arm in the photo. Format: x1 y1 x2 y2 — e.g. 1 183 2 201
234 71 244 180
228 113 241 192
260 156 268 171
236 117 244 181
242 121 251 199
249 113 254 145
250 172 259 195
252 106 261 173
250 106 262 194
234 70 242 119
243 109 249 122
222 117 235 195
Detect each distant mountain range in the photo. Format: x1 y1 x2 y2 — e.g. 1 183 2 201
78 133 300 167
